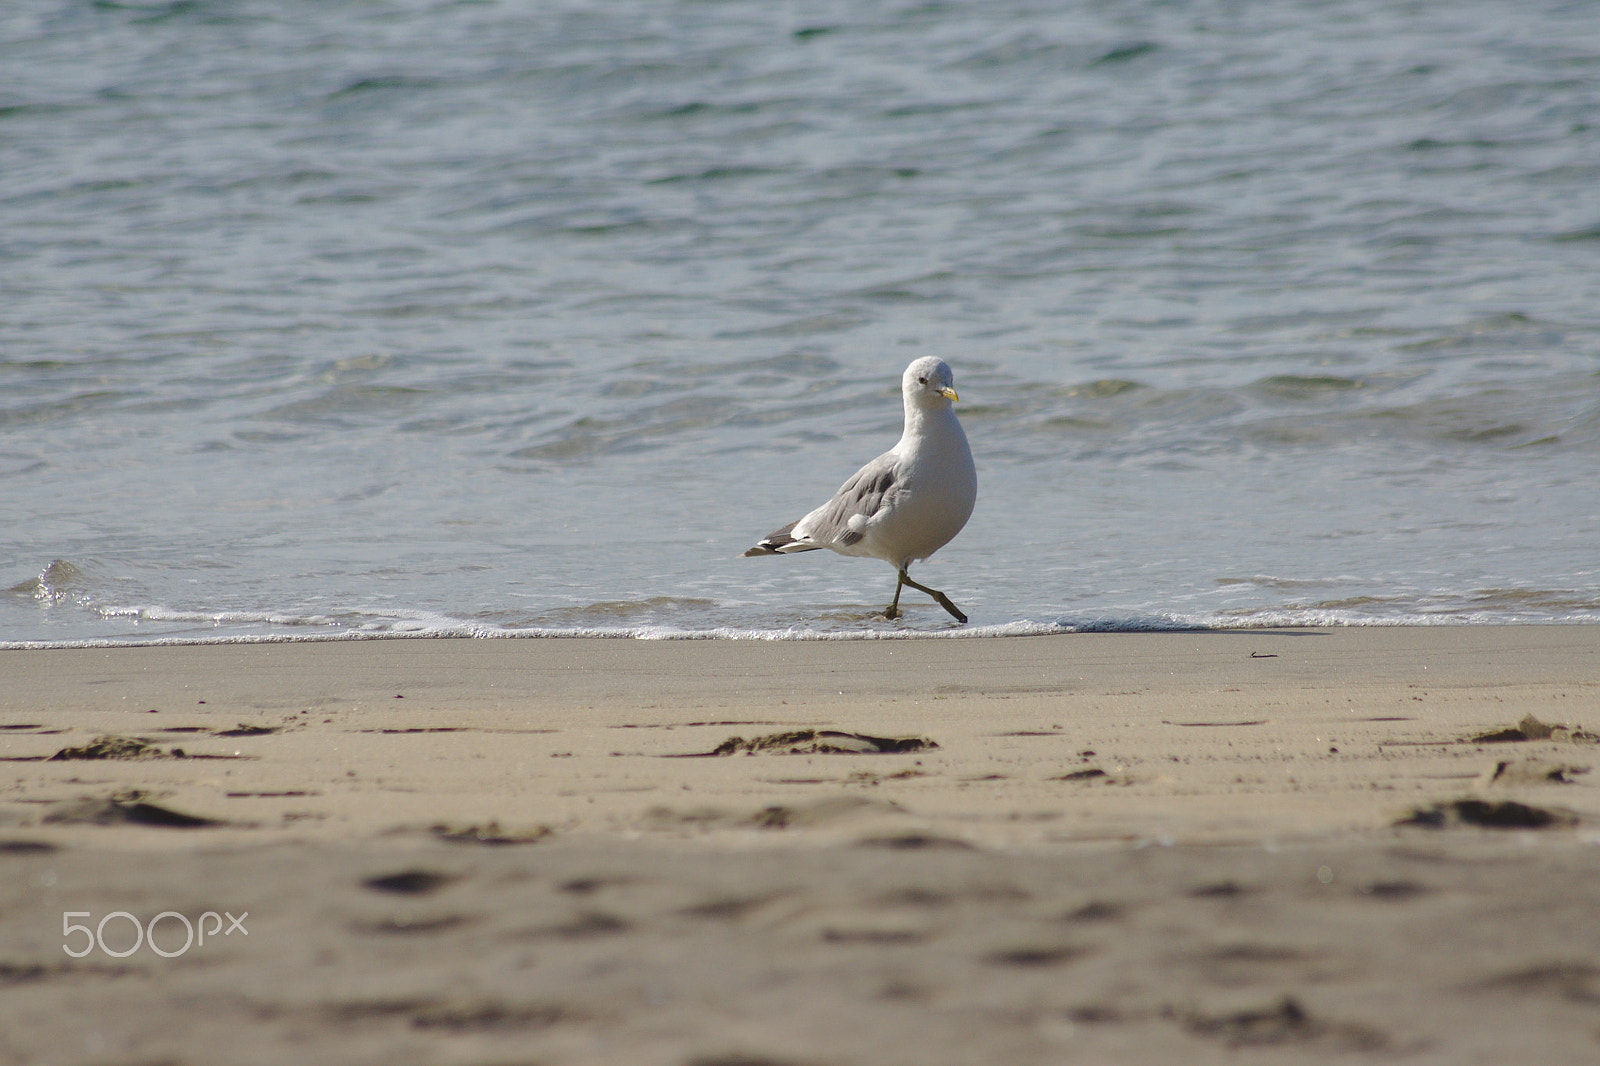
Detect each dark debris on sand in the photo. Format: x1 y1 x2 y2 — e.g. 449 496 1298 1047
1470 714 1600 744
1179 995 1390 1052
48 735 171 761
42 790 224 829
1398 798 1578 830
684 730 938 757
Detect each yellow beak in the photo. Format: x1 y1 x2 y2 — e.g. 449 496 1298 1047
940 386 959 402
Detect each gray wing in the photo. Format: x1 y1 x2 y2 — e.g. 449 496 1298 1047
794 454 900 548
743 452 900 556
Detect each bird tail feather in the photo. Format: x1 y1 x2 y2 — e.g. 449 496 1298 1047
741 521 820 557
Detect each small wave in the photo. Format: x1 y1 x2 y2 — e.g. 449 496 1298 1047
534 596 719 625
7 606 1595 651
7 559 89 602
5 559 141 609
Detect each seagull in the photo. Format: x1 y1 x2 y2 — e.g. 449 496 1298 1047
743 356 977 623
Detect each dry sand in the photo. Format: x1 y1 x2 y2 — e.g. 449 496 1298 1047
2 626 1598 1064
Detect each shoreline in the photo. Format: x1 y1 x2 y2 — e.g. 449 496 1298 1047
4 613 1593 653
4 626 1598 1063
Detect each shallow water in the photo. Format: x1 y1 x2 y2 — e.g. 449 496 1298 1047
3 0 1598 645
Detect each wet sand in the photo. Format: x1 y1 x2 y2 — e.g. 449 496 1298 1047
2 627 1598 1064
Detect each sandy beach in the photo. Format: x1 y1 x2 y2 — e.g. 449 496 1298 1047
3 626 1598 1064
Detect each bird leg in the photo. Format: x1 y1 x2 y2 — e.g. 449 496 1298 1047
884 572 905 620
888 569 968 624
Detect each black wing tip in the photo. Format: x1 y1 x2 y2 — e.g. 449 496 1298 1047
743 534 804 556
742 521 803 557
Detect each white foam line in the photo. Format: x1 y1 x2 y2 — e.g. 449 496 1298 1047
7 611 1585 651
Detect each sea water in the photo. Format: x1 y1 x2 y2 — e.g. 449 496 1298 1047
3 0 1598 645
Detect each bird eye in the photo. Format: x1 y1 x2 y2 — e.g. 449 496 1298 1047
917 376 927 384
